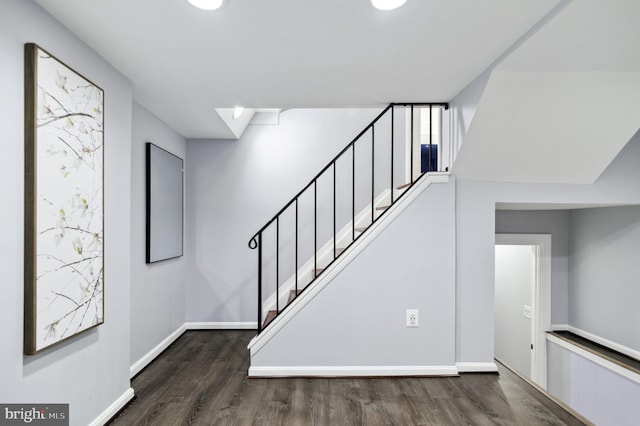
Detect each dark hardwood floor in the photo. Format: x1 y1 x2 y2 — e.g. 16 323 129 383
110 330 585 425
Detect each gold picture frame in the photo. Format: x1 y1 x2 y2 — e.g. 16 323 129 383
24 43 104 354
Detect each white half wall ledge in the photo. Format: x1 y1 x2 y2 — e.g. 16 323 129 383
248 365 459 378
551 325 640 363
546 334 640 386
456 362 499 373
88 388 135 426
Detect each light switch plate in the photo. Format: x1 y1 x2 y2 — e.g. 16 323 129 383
523 305 532 319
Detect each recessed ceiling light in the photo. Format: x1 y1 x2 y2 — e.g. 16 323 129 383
232 106 244 119
188 0 224 11
371 0 408 11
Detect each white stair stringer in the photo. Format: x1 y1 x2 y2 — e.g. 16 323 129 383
248 172 450 356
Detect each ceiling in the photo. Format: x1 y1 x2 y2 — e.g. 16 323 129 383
34 0 560 138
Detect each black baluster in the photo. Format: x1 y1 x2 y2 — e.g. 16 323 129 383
257 233 262 330
391 106 394 204
371 125 375 223
276 217 279 313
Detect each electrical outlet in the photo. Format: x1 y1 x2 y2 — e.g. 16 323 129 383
523 305 532 319
406 309 419 327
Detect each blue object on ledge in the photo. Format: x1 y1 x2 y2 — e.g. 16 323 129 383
421 144 438 173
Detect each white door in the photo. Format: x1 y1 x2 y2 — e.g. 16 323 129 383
495 233 551 388
495 244 535 379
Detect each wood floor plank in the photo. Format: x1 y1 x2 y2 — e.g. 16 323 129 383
110 331 586 426
307 377 330 425
398 379 440 425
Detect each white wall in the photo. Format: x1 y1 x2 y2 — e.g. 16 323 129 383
251 179 457 370
495 210 570 325
456 131 640 365
0 1 133 424
568 205 640 352
185 108 380 323
130 102 187 366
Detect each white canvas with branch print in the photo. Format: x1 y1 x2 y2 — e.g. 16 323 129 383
25 44 104 354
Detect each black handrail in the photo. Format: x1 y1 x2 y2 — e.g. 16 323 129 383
249 104 391 245
248 102 448 332
247 102 447 245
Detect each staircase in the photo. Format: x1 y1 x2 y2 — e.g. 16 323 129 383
248 103 449 333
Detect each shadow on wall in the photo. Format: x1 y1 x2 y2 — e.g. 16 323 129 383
23 330 99 375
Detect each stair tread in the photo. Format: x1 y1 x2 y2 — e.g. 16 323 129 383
262 310 278 328
287 289 302 304
397 182 412 190
376 205 390 211
354 227 367 232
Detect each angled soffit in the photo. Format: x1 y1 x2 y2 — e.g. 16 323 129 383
455 0 640 184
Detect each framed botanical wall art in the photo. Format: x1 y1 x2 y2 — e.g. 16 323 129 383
24 43 104 354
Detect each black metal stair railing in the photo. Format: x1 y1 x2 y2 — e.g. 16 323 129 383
248 102 448 333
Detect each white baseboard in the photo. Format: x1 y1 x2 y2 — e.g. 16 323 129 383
551 324 569 331
456 362 499 373
130 324 187 378
186 321 257 330
248 365 458 377
88 387 135 426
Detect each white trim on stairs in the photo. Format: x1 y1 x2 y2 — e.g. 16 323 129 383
248 173 450 356
248 365 459 378
456 362 499 373
88 387 135 426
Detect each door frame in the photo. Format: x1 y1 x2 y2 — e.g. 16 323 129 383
495 233 551 389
